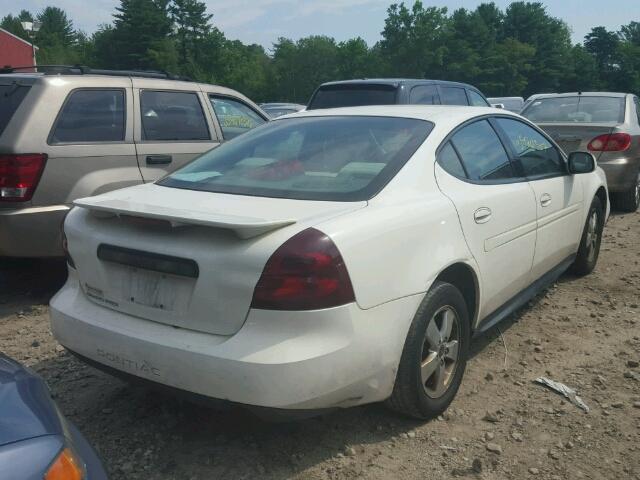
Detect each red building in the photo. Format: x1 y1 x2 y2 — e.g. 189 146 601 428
0 28 38 69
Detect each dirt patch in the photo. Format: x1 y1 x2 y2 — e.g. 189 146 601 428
1 212 639 480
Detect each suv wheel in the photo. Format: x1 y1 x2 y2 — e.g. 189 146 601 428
613 171 640 212
387 281 470 419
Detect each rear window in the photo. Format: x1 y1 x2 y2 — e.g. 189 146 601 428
51 89 125 143
0 84 31 137
159 116 433 201
522 96 625 123
308 85 398 110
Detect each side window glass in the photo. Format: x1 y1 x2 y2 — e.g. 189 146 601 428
440 87 469 106
51 89 125 143
140 91 210 141
209 96 266 140
410 85 440 105
437 142 466 178
468 90 489 107
495 118 564 177
451 120 515 181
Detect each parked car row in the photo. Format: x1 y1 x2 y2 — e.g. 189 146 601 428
0 66 632 477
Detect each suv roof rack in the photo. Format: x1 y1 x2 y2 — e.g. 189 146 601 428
0 65 193 81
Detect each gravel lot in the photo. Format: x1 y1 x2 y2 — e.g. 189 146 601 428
1 210 639 480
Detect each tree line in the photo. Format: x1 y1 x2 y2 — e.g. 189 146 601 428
2 1 639 103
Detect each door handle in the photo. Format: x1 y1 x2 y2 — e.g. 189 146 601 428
146 154 173 165
540 193 552 207
474 207 492 224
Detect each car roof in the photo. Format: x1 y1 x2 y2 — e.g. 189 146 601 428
529 92 629 99
318 78 482 90
277 104 515 125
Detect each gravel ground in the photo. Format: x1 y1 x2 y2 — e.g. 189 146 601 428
1 210 639 480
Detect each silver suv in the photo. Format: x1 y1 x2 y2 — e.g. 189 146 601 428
0 67 268 257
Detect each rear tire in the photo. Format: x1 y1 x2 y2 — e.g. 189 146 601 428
612 172 640 212
386 281 470 419
571 196 604 276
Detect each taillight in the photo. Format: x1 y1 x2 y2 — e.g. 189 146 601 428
0 154 47 202
251 228 355 310
587 133 631 152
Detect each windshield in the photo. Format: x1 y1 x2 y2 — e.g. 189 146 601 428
159 116 433 201
308 85 398 110
522 96 625 123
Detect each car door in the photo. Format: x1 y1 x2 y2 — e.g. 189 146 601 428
493 117 584 280
434 119 537 320
133 82 220 182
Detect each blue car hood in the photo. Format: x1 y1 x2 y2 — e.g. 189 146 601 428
0 354 63 446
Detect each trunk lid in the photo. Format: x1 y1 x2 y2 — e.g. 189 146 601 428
66 183 365 336
536 122 618 160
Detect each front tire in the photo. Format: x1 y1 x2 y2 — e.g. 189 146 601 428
386 281 470 419
612 171 640 212
571 196 604 276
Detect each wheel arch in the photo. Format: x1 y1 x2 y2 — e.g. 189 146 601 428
432 262 480 328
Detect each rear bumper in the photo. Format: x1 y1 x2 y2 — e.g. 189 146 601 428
599 158 639 192
50 270 422 410
0 205 69 257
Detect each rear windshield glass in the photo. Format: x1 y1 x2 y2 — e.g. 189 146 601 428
0 84 31 136
522 96 625 123
308 85 398 110
159 116 433 201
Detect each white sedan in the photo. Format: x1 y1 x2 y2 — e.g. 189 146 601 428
50 106 608 419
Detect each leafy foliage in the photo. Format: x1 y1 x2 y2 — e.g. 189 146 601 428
1 1 638 102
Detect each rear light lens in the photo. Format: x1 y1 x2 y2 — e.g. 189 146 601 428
45 447 84 480
251 228 355 310
0 154 47 202
587 133 631 152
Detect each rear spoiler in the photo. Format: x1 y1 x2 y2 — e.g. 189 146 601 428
73 197 296 239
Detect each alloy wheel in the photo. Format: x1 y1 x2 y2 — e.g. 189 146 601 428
585 209 600 263
421 306 460 398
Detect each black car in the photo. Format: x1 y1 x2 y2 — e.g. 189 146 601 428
307 78 490 110
0 354 108 480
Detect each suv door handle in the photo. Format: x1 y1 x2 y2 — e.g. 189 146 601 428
474 207 492 224
540 193 552 207
146 155 173 165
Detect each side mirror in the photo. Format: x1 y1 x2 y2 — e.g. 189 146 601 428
567 151 596 174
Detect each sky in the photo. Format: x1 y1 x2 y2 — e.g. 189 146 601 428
2 0 639 51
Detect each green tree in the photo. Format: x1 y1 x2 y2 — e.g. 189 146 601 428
0 14 30 42
379 1 449 78
35 7 75 47
585 26 620 88
111 0 173 69
169 0 212 67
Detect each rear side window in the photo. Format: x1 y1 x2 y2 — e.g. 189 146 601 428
308 85 398 109
451 120 515 181
51 89 125 143
440 87 468 106
522 96 625 123
209 96 266 140
0 84 31 137
495 118 565 178
141 91 209 141
467 90 489 107
410 85 440 105
437 142 466 178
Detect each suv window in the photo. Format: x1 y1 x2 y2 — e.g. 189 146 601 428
440 87 468 106
51 89 125 143
0 84 31 137
410 85 440 105
307 84 398 110
451 120 515 181
467 90 489 107
209 96 266 140
495 118 565 178
437 142 466 178
140 90 209 141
